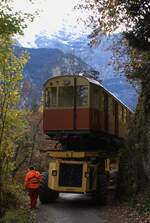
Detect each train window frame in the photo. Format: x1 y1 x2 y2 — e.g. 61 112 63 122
120 106 127 124
112 99 116 116
122 107 127 124
44 88 49 107
76 85 89 107
44 87 57 107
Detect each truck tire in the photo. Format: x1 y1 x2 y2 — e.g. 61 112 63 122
93 173 108 205
39 172 59 204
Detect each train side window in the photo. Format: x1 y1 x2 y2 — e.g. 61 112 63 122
120 107 127 123
119 106 122 121
45 89 49 107
100 92 104 111
112 100 116 116
77 85 88 107
44 87 57 107
49 87 57 107
104 93 108 111
58 86 74 107
122 108 127 124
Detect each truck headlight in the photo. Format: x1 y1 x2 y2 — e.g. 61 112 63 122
52 170 57 176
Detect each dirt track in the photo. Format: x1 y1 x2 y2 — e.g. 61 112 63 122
35 192 150 223
35 193 109 223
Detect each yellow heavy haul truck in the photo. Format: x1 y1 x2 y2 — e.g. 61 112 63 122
39 74 132 204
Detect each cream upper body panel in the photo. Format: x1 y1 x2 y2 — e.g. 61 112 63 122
44 75 89 88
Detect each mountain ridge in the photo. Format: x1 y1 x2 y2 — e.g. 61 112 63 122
16 31 138 109
16 46 92 108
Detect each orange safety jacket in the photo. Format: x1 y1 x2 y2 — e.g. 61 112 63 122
24 170 42 189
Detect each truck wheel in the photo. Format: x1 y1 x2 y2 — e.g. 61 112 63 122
94 173 108 205
39 172 59 204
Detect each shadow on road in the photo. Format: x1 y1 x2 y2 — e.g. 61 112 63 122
45 192 115 210
36 193 112 223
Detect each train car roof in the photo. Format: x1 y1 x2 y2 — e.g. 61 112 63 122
44 74 133 112
85 75 133 113
85 77 133 112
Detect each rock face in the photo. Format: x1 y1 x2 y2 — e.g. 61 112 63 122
35 32 118 79
15 47 91 108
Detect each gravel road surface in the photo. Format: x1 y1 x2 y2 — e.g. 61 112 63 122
36 193 109 223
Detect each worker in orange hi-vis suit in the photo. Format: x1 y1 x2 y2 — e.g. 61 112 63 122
24 166 42 209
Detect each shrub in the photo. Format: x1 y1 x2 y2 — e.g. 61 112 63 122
0 209 33 223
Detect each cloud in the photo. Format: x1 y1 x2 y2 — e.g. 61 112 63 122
12 0 90 47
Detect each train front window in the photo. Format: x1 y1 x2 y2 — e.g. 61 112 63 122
45 87 57 107
77 85 88 107
58 86 74 107
45 89 49 106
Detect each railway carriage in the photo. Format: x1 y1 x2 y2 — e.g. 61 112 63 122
43 74 132 140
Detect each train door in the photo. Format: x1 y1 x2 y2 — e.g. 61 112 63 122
104 93 109 132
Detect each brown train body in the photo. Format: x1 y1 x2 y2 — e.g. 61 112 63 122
43 75 132 141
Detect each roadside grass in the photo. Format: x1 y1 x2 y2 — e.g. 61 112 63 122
0 183 35 223
0 209 34 223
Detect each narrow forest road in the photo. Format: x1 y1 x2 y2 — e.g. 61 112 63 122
35 193 109 223
35 193 150 223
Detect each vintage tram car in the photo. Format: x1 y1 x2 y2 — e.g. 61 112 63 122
43 74 132 141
